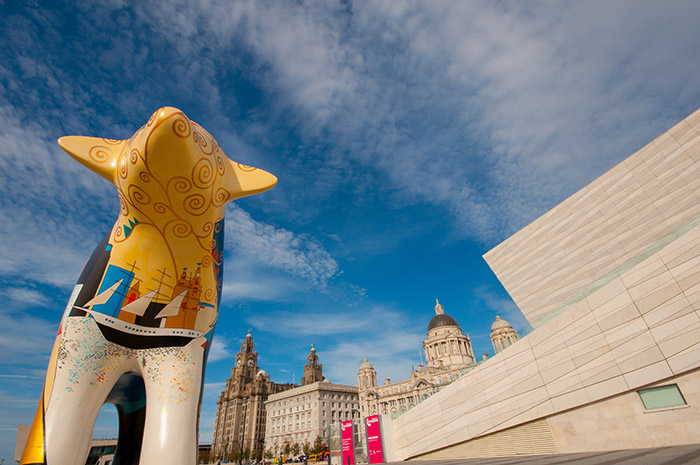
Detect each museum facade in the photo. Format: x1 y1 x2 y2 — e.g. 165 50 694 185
380 108 700 460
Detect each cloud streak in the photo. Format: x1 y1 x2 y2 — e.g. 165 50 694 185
225 204 339 287
139 0 700 245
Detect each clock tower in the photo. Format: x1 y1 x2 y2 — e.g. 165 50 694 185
212 331 296 461
233 331 260 383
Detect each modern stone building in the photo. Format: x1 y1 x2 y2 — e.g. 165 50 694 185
357 300 478 417
211 333 295 460
265 347 359 455
381 108 700 460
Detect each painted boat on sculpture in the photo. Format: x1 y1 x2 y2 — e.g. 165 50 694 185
68 278 209 349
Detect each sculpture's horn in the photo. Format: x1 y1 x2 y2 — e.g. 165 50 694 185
223 161 278 201
58 136 125 184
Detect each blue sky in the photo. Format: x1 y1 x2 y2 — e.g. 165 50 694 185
2 0 700 460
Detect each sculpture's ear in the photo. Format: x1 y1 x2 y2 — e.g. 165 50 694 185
57 136 125 184
223 161 278 201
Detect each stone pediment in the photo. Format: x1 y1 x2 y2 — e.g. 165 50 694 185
413 378 433 389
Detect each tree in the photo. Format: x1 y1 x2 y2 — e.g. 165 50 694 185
291 442 301 456
313 436 324 454
198 449 211 464
283 440 291 457
303 441 311 455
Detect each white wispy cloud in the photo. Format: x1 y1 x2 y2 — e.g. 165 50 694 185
0 308 56 365
145 0 700 246
1 286 50 308
207 336 234 363
248 304 425 385
225 204 339 287
0 104 117 287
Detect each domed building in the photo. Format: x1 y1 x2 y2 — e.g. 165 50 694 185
357 300 478 417
490 315 520 353
424 300 475 369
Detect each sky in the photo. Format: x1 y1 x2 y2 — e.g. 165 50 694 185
1 0 700 461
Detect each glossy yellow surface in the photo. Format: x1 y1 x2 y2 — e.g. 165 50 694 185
58 107 276 331
21 107 277 465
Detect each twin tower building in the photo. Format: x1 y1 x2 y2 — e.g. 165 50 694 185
211 301 518 459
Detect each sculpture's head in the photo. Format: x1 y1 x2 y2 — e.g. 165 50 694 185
57 107 277 229
57 107 277 314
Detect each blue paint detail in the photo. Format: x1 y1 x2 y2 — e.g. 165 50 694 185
105 244 112 251
211 218 225 301
91 264 134 317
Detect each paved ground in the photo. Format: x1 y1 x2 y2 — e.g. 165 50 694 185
392 443 700 464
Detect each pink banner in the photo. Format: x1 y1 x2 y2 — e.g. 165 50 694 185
365 415 384 464
340 420 355 465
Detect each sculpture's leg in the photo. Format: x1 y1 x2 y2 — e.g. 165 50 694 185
138 338 206 465
43 317 137 465
20 331 63 465
107 373 147 465
113 405 146 465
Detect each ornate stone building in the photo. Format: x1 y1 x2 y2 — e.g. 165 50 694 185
301 345 324 385
358 300 477 417
489 315 520 353
212 333 295 460
265 347 358 455
423 299 475 369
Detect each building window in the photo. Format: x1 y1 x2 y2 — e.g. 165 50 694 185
638 384 687 410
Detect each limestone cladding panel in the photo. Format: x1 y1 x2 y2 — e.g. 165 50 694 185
484 108 700 327
388 109 700 460
547 367 700 453
264 382 359 455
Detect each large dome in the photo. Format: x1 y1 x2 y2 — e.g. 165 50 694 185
428 313 460 331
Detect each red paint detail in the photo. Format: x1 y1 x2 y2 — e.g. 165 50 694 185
202 342 207 349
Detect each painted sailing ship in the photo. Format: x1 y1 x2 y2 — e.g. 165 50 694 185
67 264 215 349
